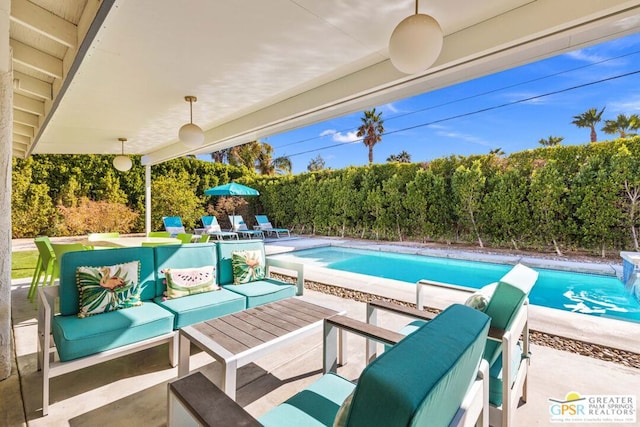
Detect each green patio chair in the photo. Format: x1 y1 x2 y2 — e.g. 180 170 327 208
197 234 210 243
28 237 56 303
176 233 194 244
148 231 171 238
49 243 91 287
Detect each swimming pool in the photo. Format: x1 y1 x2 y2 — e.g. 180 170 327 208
273 246 640 324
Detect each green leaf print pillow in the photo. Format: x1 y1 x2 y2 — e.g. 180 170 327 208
163 266 218 299
232 250 265 284
76 261 141 318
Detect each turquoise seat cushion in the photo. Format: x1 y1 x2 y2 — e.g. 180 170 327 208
154 243 219 296
217 240 266 286
222 279 296 308
259 373 355 427
489 341 523 407
153 289 245 329
347 304 490 427
51 303 174 362
59 247 156 316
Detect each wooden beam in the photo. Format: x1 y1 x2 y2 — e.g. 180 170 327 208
14 93 44 116
10 39 62 78
13 134 30 145
10 0 77 48
13 71 51 100
13 148 27 158
13 109 39 127
13 122 33 138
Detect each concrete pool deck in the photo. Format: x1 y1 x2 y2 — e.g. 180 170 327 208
3 236 639 425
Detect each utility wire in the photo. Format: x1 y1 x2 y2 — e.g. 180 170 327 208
284 69 640 158
273 48 640 151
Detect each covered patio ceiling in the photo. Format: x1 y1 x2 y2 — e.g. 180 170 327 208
10 0 640 165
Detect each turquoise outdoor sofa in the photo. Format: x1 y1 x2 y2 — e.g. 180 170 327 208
167 304 491 427
37 241 303 416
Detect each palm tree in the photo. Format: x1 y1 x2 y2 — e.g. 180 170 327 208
386 150 411 163
601 114 640 138
571 107 605 142
488 147 505 156
538 135 564 147
357 108 384 164
210 148 231 163
307 154 326 171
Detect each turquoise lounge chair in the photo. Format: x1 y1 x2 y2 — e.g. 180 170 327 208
201 216 239 240
228 215 264 239
368 263 538 427
162 216 186 236
255 215 290 238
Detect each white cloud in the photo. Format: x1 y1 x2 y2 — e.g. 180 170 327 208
435 130 491 147
565 50 607 64
320 129 360 143
381 103 399 114
608 95 640 113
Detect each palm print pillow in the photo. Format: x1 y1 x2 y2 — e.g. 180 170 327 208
232 250 265 284
163 266 218 299
76 261 141 318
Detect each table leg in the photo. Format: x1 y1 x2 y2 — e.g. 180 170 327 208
177 334 191 377
221 359 238 400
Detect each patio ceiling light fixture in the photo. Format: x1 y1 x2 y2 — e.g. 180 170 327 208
388 0 443 74
178 95 205 147
113 137 132 172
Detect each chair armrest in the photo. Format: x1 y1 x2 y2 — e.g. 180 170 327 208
168 372 260 427
416 279 476 310
266 257 304 296
37 286 59 371
367 300 437 322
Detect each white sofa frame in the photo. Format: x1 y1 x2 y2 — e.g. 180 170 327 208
37 286 178 416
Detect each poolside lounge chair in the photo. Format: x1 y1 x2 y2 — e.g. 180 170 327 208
201 216 239 240
367 263 538 427
255 215 290 238
162 216 186 236
228 215 264 239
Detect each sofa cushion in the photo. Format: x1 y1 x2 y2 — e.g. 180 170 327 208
154 243 218 296
77 260 142 318
217 240 266 286
51 303 174 362
259 372 355 427
60 247 156 316
164 265 218 299
153 289 245 329
222 279 296 308
346 304 490 427
232 250 265 284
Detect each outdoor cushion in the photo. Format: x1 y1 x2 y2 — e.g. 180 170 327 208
154 289 245 329
163 265 218 299
222 279 296 308
59 247 156 316
232 249 265 284
258 372 355 427
346 304 489 427
76 260 142 318
51 303 174 361
217 240 266 286
153 243 218 297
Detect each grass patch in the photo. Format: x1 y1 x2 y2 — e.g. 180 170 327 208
12 250 39 280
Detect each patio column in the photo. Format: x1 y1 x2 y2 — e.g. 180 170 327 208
0 0 12 381
145 164 151 235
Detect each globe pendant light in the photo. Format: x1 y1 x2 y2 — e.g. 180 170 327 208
388 0 443 74
178 95 205 147
113 137 132 172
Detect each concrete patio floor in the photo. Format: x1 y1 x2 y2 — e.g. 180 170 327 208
2 237 640 426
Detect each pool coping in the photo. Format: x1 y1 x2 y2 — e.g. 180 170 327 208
265 237 640 355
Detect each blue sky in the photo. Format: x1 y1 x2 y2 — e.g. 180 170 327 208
264 33 640 174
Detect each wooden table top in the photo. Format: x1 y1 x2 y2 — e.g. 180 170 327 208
185 299 339 356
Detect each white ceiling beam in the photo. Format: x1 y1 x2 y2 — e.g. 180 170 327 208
14 93 44 116
13 148 27 158
13 71 51 99
13 134 30 145
10 39 63 78
13 109 39 127
13 122 34 138
10 0 77 48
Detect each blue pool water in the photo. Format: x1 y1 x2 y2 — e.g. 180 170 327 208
276 246 640 324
